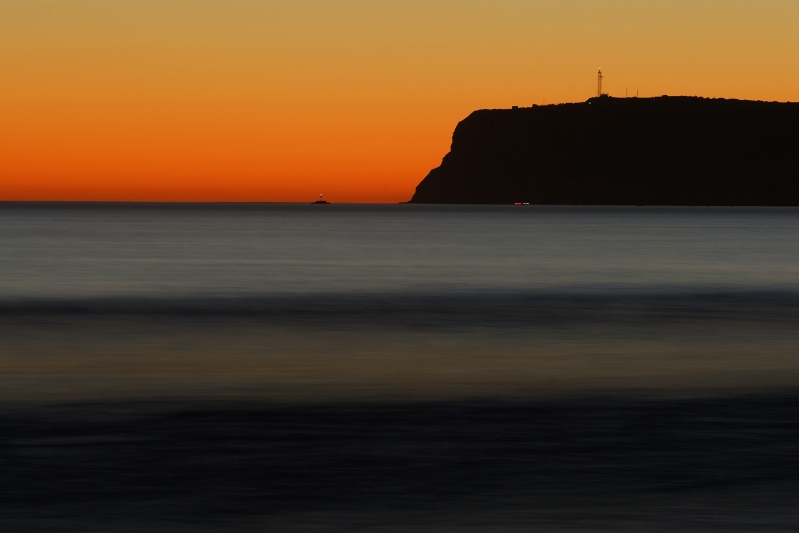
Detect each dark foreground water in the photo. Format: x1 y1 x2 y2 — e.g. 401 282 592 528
1 203 798 531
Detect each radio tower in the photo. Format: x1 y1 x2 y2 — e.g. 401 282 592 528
597 68 603 97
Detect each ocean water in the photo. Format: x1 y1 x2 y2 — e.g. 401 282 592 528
1 203 798 531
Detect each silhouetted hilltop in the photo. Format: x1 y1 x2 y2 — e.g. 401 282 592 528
410 96 799 205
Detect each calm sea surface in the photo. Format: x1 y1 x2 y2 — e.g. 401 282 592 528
1 203 798 531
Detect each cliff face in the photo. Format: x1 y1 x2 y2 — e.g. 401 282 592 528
410 96 799 205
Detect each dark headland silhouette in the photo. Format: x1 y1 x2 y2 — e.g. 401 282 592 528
410 96 799 205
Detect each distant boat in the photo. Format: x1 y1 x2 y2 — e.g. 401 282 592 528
312 194 329 204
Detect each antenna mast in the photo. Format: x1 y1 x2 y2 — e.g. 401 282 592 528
597 68 603 97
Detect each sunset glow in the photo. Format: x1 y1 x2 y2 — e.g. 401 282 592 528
3 0 798 203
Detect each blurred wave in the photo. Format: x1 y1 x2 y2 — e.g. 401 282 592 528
3 205 799 530
3 288 799 325
2 394 798 532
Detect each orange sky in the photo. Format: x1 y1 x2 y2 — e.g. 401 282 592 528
2 0 798 203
